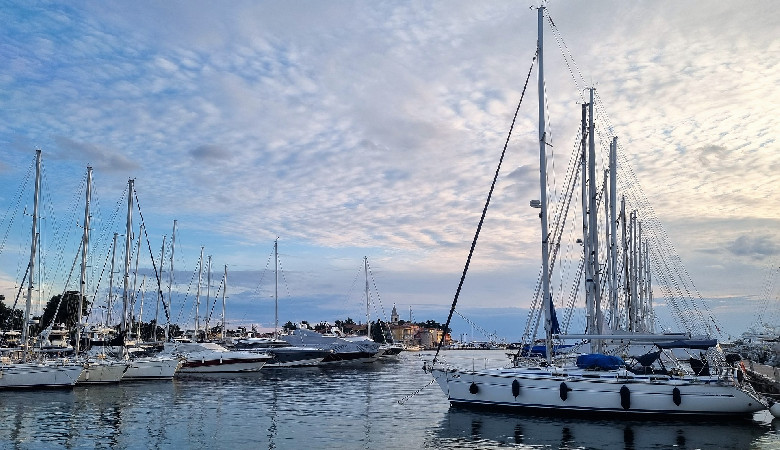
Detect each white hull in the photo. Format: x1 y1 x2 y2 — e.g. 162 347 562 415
77 360 129 384
123 357 181 380
431 366 766 417
0 362 84 388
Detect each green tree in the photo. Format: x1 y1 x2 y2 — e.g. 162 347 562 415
0 295 24 330
282 321 296 331
139 320 166 341
370 319 392 343
34 291 90 337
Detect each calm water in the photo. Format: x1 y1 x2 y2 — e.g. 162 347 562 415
0 350 777 449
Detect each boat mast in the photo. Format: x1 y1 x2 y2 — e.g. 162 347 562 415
195 247 203 340
207 255 212 329
167 219 177 341
222 264 227 340
274 238 278 339
580 103 591 336
627 210 633 330
107 232 118 326
602 169 611 329
76 166 92 355
155 235 166 341
22 149 42 358
535 6 554 364
645 243 654 332
130 224 143 337
137 276 146 338
621 197 629 330
365 256 371 339
121 179 134 341
609 138 619 331
587 88 603 351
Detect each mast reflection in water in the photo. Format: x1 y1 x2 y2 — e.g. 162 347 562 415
0 351 775 449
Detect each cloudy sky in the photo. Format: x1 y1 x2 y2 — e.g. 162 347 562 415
0 1 777 341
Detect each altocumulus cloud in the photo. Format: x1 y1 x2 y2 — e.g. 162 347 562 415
727 235 779 259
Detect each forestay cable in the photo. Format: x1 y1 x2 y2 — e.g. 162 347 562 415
431 54 537 365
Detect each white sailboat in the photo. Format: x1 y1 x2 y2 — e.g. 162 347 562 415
428 7 768 418
72 166 129 384
111 179 180 380
162 249 270 373
3 150 84 388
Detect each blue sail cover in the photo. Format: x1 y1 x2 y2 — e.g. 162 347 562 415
550 296 560 334
655 339 717 350
576 353 625 370
519 344 574 358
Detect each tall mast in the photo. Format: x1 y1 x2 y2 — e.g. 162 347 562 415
222 265 227 340
580 103 592 337
76 166 92 354
621 197 629 330
155 235 166 341
121 179 134 338
130 224 143 336
137 276 146 339
609 138 619 331
628 211 637 331
645 243 654 332
274 238 279 339
535 6 554 364
637 221 643 331
22 149 42 357
365 256 370 339
587 87 603 347
206 255 212 334
166 220 177 341
107 232 118 326
195 247 203 340
602 169 611 330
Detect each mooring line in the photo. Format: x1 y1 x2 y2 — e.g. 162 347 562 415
397 378 436 405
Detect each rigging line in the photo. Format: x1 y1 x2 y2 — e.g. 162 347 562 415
522 124 582 345
9 264 29 326
42 238 82 333
205 274 225 332
133 190 171 325
397 377 436 406
277 252 293 301
523 125 582 347
252 244 275 299
432 54 536 365
367 261 388 321
454 310 498 342
0 158 35 257
87 239 116 320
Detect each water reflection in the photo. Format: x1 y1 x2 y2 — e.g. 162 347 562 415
434 407 771 449
0 354 773 449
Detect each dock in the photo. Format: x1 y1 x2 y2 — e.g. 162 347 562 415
745 360 780 399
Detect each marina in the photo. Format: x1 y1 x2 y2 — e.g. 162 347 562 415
0 2 779 449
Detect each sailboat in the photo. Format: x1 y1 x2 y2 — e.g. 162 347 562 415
1 150 84 388
70 166 129 384
427 7 768 417
162 248 270 373
99 179 181 380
